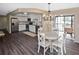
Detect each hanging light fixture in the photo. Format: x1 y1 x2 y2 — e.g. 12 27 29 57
43 3 52 20
48 3 51 14
48 3 52 21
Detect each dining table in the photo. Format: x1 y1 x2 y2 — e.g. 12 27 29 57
45 31 59 53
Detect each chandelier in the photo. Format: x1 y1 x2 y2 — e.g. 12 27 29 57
43 3 52 21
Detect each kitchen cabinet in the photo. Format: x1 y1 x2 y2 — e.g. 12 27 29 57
19 25 26 31
29 25 36 33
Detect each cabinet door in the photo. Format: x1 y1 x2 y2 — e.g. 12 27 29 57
29 25 36 33
19 25 26 31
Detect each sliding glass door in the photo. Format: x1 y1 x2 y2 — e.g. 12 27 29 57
54 15 74 39
55 15 74 32
55 16 64 32
64 16 74 29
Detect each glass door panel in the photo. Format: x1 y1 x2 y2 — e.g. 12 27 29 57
54 15 74 40
64 16 72 28
55 16 64 32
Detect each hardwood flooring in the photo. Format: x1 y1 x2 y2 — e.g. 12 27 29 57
65 39 79 55
0 32 79 55
0 32 39 55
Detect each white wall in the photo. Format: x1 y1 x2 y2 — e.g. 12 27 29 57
0 16 7 30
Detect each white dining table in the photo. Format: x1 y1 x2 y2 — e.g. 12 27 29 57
45 31 59 53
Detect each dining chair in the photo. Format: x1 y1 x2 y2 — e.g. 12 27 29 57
37 21 56 55
38 28 50 55
64 28 74 38
52 34 66 55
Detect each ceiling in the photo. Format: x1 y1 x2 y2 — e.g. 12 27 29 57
0 3 79 15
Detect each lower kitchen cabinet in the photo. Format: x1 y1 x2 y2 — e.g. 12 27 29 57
29 25 36 33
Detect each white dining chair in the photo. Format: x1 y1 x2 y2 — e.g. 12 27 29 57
38 28 50 55
37 21 56 55
52 34 66 55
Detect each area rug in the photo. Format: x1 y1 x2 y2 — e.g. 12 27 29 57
22 31 37 37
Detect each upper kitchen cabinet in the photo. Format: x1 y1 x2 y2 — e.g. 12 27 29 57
27 13 42 25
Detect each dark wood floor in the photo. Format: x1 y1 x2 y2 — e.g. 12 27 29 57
65 39 79 55
0 32 79 55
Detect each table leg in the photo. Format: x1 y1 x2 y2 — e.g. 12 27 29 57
50 40 53 53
